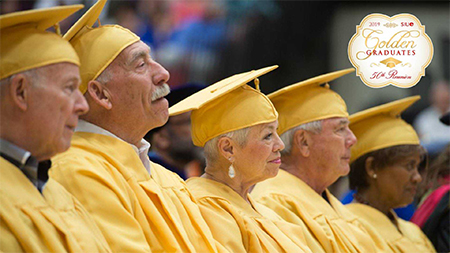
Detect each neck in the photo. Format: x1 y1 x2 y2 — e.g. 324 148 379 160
203 163 254 203
356 189 392 216
81 113 146 146
0 119 48 161
281 155 330 195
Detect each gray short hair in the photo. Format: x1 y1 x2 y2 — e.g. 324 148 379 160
95 67 113 84
280 120 323 156
204 127 250 164
0 68 42 89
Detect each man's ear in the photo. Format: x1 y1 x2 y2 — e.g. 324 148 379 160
9 73 31 111
294 129 310 157
87 80 112 110
217 137 234 161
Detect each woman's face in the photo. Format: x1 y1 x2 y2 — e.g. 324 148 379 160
372 152 423 209
233 121 285 184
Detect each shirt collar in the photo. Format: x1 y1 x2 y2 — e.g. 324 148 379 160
0 138 46 191
0 139 31 165
76 120 152 174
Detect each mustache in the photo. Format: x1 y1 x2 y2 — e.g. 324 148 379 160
151 83 171 102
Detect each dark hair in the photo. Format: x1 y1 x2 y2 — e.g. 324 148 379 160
349 144 426 191
425 145 450 190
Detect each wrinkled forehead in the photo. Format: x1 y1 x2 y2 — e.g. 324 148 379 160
51 62 81 82
26 62 80 83
323 117 349 126
117 41 150 66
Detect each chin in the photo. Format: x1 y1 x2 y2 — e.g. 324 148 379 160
154 114 169 128
38 148 58 162
148 109 169 129
159 108 170 124
56 141 72 154
394 202 410 209
265 166 279 179
339 164 351 176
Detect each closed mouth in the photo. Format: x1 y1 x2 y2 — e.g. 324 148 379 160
152 83 171 101
269 157 281 164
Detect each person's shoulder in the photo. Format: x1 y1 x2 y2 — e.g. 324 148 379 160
344 203 375 220
186 177 231 203
398 218 435 248
0 162 43 204
42 178 79 209
252 187 295 205
252 170 300 198
51 147 109 175
52 133 107 166
149 161 186 186
49 142 121 187
345 203 369 213
398 218 423 232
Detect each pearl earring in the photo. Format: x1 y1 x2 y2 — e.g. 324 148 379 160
228 164 236 178
373 174 377 179
228 157 235 179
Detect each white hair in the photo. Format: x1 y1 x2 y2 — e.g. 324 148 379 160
280 120 323 156
95 67 113 84
204 127 250 164
0 68 43 90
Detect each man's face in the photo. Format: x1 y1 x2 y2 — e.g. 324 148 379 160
27 62 88 160
106 41 171 131
308 117 357 184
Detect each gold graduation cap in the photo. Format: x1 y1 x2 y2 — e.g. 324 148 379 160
0 5 83 80
64 0 140 94
169 66 279 147
268 68 354 135
349 96 420 164
380 57 402 68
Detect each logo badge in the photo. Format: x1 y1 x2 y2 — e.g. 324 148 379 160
348 13 433 88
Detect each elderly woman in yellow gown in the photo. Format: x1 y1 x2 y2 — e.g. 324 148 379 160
169 66 312 253
346 96 436 253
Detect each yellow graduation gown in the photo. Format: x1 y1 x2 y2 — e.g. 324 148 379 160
252 169 391 253
187 177 312 253
0 157 111 253
50 132 219 253
346 203 436 253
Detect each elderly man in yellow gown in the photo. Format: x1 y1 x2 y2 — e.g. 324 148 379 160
0 6 111 253
252 68 392 252
49 0 222 252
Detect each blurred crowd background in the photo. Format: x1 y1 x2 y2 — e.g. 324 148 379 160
2 0 449 200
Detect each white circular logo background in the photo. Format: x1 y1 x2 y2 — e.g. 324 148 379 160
348 13 433 88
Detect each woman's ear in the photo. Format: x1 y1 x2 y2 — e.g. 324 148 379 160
295 129 310 157
365 156 377 179
87 80 112 110
217 137 234 161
